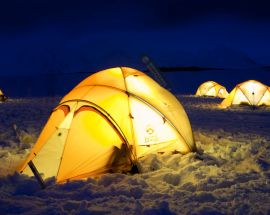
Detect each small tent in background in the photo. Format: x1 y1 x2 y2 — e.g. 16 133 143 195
220 80 270 108
195 81 228 98
0 89 7 102
18 67 196 184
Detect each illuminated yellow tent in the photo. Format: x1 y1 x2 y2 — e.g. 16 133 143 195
18 67 195 183
220 80 270 108
0 89 7 102
195 81 228 98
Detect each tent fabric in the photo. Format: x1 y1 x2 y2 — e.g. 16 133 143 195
220 80 270 108
195 81 228 98
18 67 196 183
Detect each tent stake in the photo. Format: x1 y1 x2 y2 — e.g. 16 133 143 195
28 161 46 189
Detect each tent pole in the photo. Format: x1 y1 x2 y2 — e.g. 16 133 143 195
28 161 46 189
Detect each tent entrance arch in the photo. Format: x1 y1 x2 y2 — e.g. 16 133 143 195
55 102 133 182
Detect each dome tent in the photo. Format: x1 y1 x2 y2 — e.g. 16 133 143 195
18 67 196 185
0 89 7 102
220 80 270 108
195 81 228 98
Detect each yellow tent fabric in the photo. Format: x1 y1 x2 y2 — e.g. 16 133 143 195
220 80 270 108
195 81 228 98
18 67 196 183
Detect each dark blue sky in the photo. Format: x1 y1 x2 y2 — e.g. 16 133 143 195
1 0 270 75
0 0 270 97
1 0 270 32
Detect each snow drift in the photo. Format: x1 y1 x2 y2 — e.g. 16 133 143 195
0 95 270 214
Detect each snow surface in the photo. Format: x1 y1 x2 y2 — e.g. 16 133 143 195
0 95 270 214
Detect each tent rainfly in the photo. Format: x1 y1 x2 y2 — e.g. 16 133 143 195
18 67 196 184
195 81 228 98
220 80 270 108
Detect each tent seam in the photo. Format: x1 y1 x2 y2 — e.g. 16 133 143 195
119 67 138 164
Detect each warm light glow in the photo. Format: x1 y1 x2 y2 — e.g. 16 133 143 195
18 67 195 183
220 80 270 108
196 81 228 98
130 97 178 146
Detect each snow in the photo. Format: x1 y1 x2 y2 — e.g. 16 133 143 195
1 95 270 214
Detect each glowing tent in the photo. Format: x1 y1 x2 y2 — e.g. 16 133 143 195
195 81 228 98
18 67 196 184
0 89 7 102
220 80 270 108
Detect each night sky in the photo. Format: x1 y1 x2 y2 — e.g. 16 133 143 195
0 0 270 96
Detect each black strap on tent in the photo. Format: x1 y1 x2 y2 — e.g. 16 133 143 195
28 161 46 189
142 55 169 90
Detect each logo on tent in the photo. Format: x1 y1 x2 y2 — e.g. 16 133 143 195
146 125 155 135
145 124 158 144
